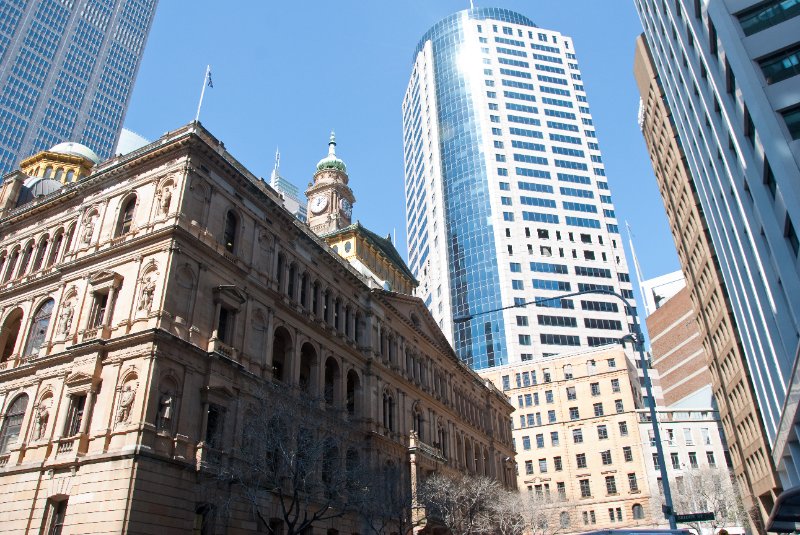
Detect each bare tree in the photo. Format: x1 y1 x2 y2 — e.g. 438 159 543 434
209 382 370 535
670 467 748 533
419 472 500 534
355 460 419 535
650 467 748 532
520 488 575 535
489 490 527 535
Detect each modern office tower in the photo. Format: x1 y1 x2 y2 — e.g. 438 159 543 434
269 149 307 222
0 0 158 175
403 8 636 370
632 14 788 526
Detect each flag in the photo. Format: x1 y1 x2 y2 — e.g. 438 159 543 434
206 68 213 88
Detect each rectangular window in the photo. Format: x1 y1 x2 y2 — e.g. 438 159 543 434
566 386 576 400
522 436 531 450
707 451 716 467
689 451 698 468
653 453 660 470
545 390 554 403
628 473 639 492
554 456 563 471
782 105 800 139
573 428 583 443
501 375 510 390
597 425 608 439
684 428 694 445
576 453 587 468
579 479 591 497
605 475 617 495
64 394 87 437
615 399 624 413
623 446 633 462
590 382 600 396
539 458 548 472
536 434 545 448
525 460 534 474
738 0 800 36
569 407 580 420
593 403 604 417
601 450 612 465
205 403 225 448
671 452 680 469
611 378 620 392
90 292 109 328
619 421 629 436
759 44 800 84
551 431 559 445
46 499 69 535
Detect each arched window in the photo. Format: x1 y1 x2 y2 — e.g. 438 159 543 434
298 343 316 393
43 166 53 179
632 504 644 519
560 511 570 528
0 309 23 363
223 211 237 253
287 263 296 299
23 299 54 357
47 230 63 267
65 170 75 183
32 236 49 272
116 196 137 236
413 405 424 441
271 327 292 383
3 248 19 283
54 168 64 182
382 391 395 432
16 241 34 278
0 394 29 453
324 357 340 407
346 370 360 416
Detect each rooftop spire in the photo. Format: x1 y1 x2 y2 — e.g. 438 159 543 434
270 147 281 186
328 130 337 156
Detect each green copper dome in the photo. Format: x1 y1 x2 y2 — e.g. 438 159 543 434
316 131 347 173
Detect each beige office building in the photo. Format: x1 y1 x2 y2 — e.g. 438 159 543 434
0 123 515 534
481 346 654 531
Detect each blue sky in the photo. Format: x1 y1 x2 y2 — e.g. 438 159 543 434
124 0 680 292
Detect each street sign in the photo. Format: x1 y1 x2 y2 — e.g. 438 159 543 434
675 512 715 523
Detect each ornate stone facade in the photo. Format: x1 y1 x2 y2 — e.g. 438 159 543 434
0 123 515 534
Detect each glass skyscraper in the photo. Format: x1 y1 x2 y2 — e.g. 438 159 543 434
403 8 636 370
0 0 158 175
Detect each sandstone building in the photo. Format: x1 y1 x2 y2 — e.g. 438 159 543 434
481 346 654 531
0 122 515 534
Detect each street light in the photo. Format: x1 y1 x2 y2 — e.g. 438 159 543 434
453 288 678 529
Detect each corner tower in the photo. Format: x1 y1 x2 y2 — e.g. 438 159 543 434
305 132 355 235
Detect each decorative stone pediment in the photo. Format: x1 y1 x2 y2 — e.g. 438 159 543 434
89 270 123 291
64 371 94 386
213 285 246 309
375 290 457 359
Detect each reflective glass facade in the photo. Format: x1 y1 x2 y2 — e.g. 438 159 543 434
0 0 158 175
404 8 635 370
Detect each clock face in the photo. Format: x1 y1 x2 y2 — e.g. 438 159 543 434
310 195 328 214
340 198 352 217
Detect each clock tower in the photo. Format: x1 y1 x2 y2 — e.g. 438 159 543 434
306 132 355 235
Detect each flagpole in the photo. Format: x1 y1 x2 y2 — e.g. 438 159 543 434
195 65 211 122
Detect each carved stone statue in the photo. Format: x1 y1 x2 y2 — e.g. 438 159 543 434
34 401 50 440
81 215 96 244
159 191 171 215
138 278 155 312
58 302 74 334
157 392 173 431
116 384 136 423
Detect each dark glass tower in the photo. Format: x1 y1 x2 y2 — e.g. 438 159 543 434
0 0 158 175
